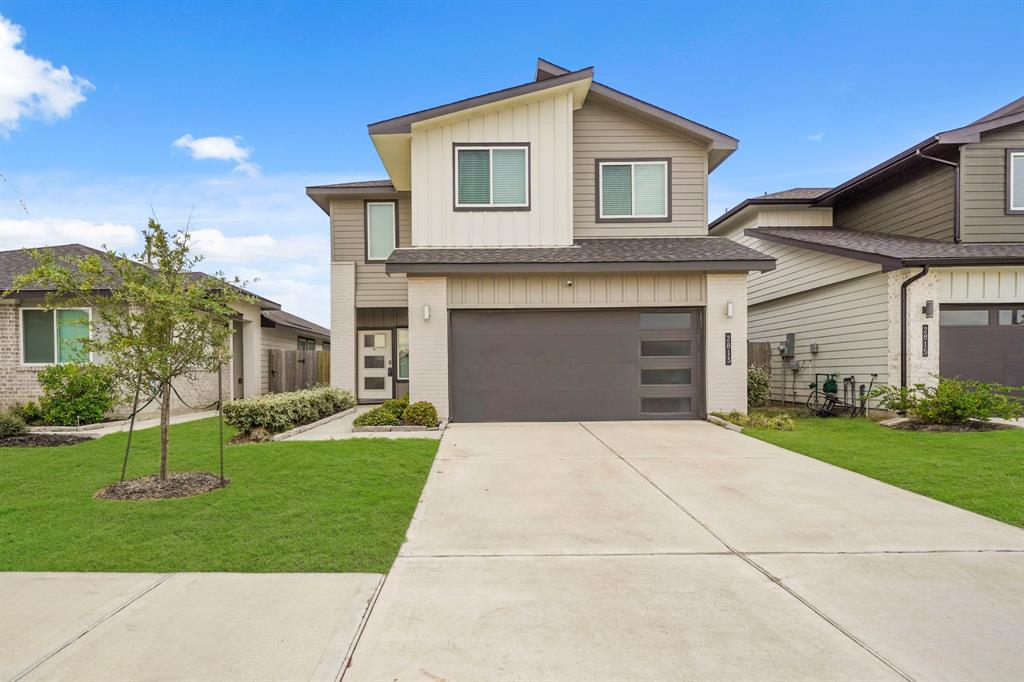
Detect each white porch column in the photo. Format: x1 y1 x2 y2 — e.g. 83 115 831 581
705 273 749 414
407 275 449 421
330 262 356 394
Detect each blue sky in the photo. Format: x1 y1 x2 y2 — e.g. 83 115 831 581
1 0 1021 325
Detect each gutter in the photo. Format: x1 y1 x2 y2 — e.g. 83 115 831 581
915 150 961 244
900 265 930 387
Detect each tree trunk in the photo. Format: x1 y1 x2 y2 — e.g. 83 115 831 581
159 381 171 481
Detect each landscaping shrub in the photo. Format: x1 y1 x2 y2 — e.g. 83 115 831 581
871 377 1022 424
36 363 118 426
381 394 410 417
223 386 355 435
10 400 44 426
747 364 772 408
713 410 795 431
403 401 440 427
353 405 402 427
870 384 920 414
0 413 28 439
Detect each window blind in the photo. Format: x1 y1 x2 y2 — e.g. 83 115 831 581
492 148 526 204
457 149 490 204
634 163 666 216
1012 154 1024 210
601 164 632 216
367 203 396 260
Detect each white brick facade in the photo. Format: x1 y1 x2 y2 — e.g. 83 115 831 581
330 262 356 393
704 273 749 414
407 276 449 421
887 269 941 388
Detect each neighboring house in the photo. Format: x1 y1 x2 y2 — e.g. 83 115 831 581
711 98 1024 405
0 244 329 416
307 58 774 422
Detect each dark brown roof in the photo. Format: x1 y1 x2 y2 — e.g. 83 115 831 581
306 179 398 214
261 309 329 338
385 238 774 274
708 188 831 233
307 179 393 190
1 243 280 309
746 227 1024 271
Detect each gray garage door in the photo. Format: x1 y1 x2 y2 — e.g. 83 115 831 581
449 308 703 422
939 304 1024 385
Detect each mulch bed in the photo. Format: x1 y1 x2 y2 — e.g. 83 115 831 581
891 421 1013 432
94 472 229 501
0 433 94 448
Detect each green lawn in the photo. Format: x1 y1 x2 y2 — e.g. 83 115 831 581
0 418 438 573
744 415 1024 527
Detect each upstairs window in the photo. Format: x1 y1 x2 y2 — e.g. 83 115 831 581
1009 150 1024 214
455 144 529 209
21 308 91 364
365 201 398 262
598 160 669 220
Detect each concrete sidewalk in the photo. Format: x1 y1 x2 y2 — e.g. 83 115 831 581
30 410 219 437
1 572 382 682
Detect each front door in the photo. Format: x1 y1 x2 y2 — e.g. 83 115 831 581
358 329 393 401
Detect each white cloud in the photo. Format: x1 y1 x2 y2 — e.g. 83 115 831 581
0 14 93 136
807 132 824 142
173 134 261 176
188 228 324 263
0 217 138 251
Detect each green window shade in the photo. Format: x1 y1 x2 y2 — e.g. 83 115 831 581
601 164 632 216
57 309 90 362
23 309 55 363
457 149 490 204
367 203 396 260
492 148 526 204
397 328 409 380
634 163 666 216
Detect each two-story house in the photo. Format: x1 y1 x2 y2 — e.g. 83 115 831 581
307 59 774 422
710 97 1024 405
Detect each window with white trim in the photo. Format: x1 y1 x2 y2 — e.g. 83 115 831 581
455 145 529 208
397 328 409 380
21 307 92 364
1009 150 1024 213
599 160 669 219
365 201 397 262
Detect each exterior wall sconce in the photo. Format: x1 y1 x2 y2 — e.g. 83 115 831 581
725 302 734 318
922 300 934 318
423 305 430 321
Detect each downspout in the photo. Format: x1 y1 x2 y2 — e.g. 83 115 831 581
900 265 930 387
916 149 961 244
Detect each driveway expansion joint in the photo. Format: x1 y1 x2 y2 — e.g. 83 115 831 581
576 422 917 682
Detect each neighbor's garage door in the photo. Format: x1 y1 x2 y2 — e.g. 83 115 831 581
939 304 1024 385
449 308 702 422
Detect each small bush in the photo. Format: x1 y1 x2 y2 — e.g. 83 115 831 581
402 401 440 427
713 410 795 431
870 384 920 414
0 413 28 439
913 377 1023 425
9 400 44 426
353 405 402 427
381 394 410 417
747 364 772 408
223 386 355 435
36 363 118 426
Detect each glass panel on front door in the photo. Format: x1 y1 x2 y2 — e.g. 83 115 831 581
358 329 392 401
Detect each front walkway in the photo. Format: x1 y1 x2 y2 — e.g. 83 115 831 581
345 421 1024 681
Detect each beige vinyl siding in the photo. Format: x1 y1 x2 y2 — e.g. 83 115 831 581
573 100 708 238
330 196 411 307
960 122 1024 242
447 272 705 308
834 163 955 241
410 90 574 247
748 272 889 406
938 266 1024 303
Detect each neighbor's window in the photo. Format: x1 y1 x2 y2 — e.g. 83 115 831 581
21 308 91 364
397 328 409 380
599 160 668 219
297 336 316 351
1009 150 1024 213
455 145 529 208
365 201 397 262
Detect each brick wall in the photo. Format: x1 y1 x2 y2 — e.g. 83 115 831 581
704 273 749 414
407 276 449 421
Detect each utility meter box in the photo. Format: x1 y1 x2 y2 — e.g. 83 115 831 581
778 333 796 358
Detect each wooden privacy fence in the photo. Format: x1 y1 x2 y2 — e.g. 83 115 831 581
268 349 330 393
748 341 772 369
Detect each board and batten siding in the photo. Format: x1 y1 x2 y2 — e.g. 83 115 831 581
447 272 705 308
573 100 708 238
960 122 1024 243
259 326 318 394
410 90 574 247
938 266 1024 303
834 163 955 241
330 196 411 307
748 272 890 405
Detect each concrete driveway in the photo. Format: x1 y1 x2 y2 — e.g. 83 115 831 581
346 421 1024 681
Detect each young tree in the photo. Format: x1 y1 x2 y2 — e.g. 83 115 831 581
10 220 251 480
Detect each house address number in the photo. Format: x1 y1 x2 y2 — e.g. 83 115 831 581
922 324 928 358
725 332 732 366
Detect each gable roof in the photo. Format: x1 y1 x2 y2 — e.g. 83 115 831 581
261 309 329 339
708 188 831 233
535 59 738 171
0 243 280 310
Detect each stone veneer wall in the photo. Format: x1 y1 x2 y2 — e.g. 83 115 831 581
886 269 940 388
704 273 749 414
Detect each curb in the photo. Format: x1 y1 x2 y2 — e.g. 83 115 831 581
706 415 743 432
353 421 447 434
272 407 357 441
